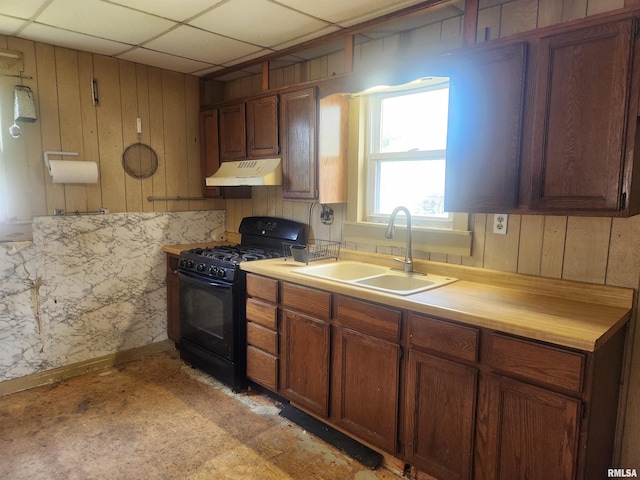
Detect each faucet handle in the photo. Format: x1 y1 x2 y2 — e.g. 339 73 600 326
393 257 413 272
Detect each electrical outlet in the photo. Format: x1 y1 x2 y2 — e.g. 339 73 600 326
493 214 508 234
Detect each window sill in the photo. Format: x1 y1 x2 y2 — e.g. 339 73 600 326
343 221 472 257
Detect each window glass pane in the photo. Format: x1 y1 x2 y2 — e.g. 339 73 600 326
379 87 449 153
377 159 446 217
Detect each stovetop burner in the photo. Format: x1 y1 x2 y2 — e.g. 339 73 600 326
194 245 282 263
178 216 308 283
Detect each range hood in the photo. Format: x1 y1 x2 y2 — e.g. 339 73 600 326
205 158 282 187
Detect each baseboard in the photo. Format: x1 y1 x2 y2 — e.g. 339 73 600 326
0 339 175 397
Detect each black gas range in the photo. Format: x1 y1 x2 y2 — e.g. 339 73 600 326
178 216 307 391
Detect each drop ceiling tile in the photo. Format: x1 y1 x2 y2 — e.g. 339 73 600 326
221 48 275 67
292 38 346 60
117 47 212 74
363 5 465 39
104 0 224 22
214 69 256 82
145 25 262 65
191 64 225 77
0 16 26 35
19 23 130 56
275 0 426 26
189 0 330 48
36 0 175 45
0 0 50 20
272 25 342 50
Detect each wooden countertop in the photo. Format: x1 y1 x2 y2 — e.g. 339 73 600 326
239 251 634 352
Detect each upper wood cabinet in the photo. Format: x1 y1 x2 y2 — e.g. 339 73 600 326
280 87 318 200
199 108 221 198
219 95 279 161
246 95 279 157
318 93 350 204
280 88 349 202
444 41 527 213
219 103 247 160
530 18 637 215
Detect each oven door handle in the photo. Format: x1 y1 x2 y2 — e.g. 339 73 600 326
178 271 233 288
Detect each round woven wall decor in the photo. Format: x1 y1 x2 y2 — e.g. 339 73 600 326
121 142 158 179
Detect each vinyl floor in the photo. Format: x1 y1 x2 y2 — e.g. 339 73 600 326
0 350 403 480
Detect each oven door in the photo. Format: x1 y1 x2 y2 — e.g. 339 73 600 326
178 271 235 360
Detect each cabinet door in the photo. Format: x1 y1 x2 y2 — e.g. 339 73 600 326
199 109 221 198
247 95 279 157
445 42 527 212
280 87 317 200
530 19 634 213
475 374 580 480
219 103 247 160
331 326 400 453
166 254 180 342
404 350 477 480
282 309 330 417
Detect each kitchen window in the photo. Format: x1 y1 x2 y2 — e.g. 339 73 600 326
343 77 472 257
367 79 450 227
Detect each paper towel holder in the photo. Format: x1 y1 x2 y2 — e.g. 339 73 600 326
43 151 78 171
43 151 99 184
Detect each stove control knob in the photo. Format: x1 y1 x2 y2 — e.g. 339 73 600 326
186 260 194 269
196 263 206 272
209 266 218 276
217 269 226 278
179 259 186 268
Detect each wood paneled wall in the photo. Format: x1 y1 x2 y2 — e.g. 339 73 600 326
0 35 222 219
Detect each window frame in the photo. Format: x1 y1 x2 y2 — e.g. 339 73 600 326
365 80 452 228
343 79 472 258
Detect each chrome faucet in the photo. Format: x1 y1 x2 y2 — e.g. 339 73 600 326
385 206 413 273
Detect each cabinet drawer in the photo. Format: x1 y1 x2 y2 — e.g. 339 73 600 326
246 274 278 303
247 321 278 355
246 297 277 329
408 313 478 363
487 334 585 393
282 282 331 320
336 295 401 343
247 345 278 391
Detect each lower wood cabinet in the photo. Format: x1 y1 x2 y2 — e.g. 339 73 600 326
245 274 279 390
281 308 330 417
475 374 580 480
243 273 627 480
404 350 477 480
331 326 401 453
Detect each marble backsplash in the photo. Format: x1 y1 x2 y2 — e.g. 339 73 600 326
0 210 225 383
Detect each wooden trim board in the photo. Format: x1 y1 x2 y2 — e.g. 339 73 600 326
0 340 175 397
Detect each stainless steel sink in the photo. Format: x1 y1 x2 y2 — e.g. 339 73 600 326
295 261 456 295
